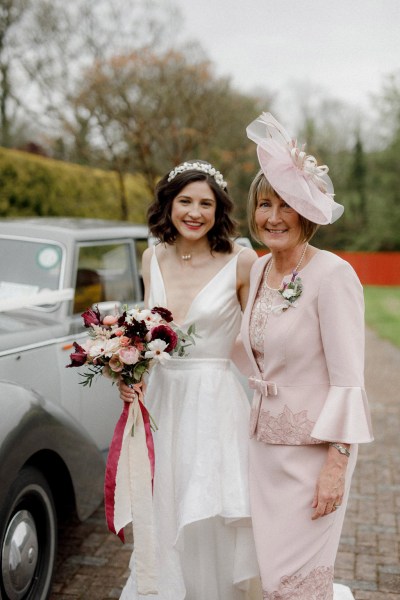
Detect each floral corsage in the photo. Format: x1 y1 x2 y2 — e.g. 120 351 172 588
275 271 303 313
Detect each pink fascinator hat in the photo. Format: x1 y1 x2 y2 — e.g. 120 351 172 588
246 112 344 225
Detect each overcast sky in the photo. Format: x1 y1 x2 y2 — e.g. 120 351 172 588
172 0 400 128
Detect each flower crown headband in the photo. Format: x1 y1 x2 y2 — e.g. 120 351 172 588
246 112 344 225
167 161 227 190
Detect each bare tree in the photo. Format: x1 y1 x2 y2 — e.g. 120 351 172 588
68 46 260 218
7 0 179 138
4 0 264 221
0 0 33 146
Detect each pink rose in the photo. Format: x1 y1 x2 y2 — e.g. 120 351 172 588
119 336 131 347
103 315 119 326
119 346 140 365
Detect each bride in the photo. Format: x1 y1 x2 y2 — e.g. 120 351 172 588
118 159 261 599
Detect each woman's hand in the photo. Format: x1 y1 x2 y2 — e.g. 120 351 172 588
118 380 135 403
311 446 349 520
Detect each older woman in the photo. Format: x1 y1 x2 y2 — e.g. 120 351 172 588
241 113 373 600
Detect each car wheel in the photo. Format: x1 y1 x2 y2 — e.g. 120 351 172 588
0 466 57 600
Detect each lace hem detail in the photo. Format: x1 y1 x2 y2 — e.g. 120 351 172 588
263 565 334 599
255 405 322 445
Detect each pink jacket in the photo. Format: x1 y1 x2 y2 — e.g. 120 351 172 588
240 250 373 445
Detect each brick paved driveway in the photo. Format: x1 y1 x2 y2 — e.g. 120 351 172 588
49 328 400 599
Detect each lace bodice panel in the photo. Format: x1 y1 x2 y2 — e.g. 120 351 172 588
249 261 282 371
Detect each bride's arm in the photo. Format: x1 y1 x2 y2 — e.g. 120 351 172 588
236 247 258 311
141 246 152 309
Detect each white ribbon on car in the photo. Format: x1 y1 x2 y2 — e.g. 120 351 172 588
0 288 74 312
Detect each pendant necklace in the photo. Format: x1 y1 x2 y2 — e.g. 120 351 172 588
176 246 192 261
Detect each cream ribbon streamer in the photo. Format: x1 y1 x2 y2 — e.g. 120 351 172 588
113 398 158 595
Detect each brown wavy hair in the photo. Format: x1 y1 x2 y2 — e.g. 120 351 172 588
148 162 238 253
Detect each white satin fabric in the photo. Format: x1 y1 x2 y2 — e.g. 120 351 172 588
120 247 259 599
333 584 355 599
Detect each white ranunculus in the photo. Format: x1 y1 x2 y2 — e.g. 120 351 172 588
87 338 107 358
145 339 170 363
103 337 122 357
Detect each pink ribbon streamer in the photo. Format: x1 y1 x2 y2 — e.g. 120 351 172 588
104 401 130 542
104 382 155 541
103 381 158 593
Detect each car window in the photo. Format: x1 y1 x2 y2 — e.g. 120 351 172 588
73 242 139 314
0 238 63 299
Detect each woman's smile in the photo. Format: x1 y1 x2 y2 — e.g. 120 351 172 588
171 180 216 240
183 219 203 230
265 228 288 234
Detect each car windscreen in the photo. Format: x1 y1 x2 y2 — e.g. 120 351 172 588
0 238 63 300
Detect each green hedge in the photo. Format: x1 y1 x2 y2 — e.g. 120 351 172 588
0 147 151 223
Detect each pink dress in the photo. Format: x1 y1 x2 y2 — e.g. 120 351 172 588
240 250 373 600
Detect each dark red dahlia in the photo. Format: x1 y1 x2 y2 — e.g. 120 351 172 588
150 325 178 352
117 311 127 327
125 318 148 340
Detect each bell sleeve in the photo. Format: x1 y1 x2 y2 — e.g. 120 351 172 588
311 259 373 443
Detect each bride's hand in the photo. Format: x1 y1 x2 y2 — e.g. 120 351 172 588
118 380 135 403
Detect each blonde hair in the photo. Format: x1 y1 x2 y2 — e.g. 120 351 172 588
247 169 319 245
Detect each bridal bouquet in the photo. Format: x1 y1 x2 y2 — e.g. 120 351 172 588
66 304 196 595
66 304 195 388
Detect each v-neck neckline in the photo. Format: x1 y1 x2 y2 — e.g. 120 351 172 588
153 249 240 327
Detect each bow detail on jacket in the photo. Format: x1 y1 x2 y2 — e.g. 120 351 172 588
248 375 278 397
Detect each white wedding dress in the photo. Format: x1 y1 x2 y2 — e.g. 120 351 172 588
120 247 259 599
334 584 355 599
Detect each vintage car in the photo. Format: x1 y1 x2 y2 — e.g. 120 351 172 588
0 218 149 599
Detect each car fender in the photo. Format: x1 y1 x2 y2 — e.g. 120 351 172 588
0 379 106 521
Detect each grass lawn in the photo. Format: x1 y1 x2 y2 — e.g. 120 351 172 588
364 286 400 348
